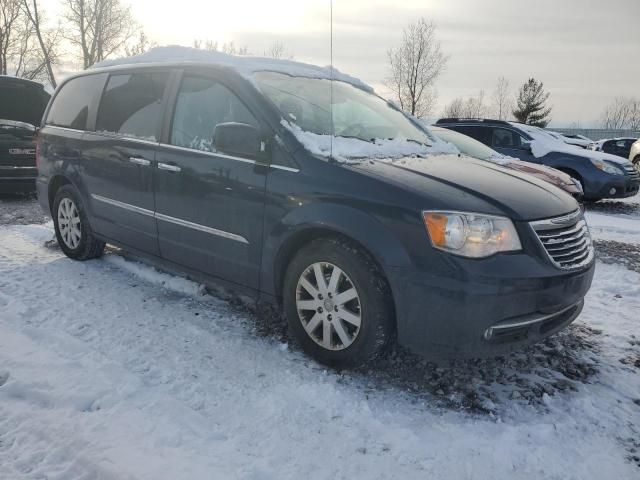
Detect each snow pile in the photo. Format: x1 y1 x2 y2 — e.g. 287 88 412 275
282 120 457 163
93 45 373 92
515 123 632 166
2 222 640 479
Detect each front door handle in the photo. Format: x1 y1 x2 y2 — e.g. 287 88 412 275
129 157 151 166
158 162 181 172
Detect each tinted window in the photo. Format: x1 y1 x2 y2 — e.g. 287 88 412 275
490 127 526 149
46 74 105 130
451 125 492 145
170 76 258 152
602 141 615 154
96 72 169 141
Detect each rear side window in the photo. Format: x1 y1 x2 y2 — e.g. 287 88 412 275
490 128 525 149
170 75 258 153
96 72 169 141
46 74 105 130
452 125 491 145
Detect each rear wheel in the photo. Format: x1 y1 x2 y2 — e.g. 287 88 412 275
53 185 105 260
283 237 394 368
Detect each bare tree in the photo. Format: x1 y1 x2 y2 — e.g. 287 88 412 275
601 97 640 130
125 29 154 57
19 0 58 86
264 40 292 60
442 97 464 118
385 18 448 118
63 0 137 69
491 76 511 120
193 39 250 56
443 91 487 118
0 0 21 74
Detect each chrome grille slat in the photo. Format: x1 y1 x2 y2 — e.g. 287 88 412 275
546 238 589 255
530 211 594 270
540 227 587 245
537 221 586 239
553 243 590 259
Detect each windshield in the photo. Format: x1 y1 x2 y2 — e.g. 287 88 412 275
253 72 431 145
430 127 497 161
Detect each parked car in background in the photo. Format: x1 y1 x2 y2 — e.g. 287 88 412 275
429 126 583 201
0 76 50 193
630 139 640 171
589 138 638 160
436 118 640 201
549 132 592 149
36 47 595 367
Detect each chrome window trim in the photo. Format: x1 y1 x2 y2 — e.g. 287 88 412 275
0 166 37 170
91 194 249 244
43 125 84 134
158 143 256 166
157 142 299 172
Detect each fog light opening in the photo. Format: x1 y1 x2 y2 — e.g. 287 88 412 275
609 187 617 195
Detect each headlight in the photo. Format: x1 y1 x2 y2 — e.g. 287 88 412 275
591 159 623 175
423 211 522 258
571 177 583 193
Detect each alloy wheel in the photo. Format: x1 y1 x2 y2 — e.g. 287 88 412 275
58 197 82 249
295 262 362 351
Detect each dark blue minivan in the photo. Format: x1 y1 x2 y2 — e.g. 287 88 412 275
436 118 640 201
36 47 595 367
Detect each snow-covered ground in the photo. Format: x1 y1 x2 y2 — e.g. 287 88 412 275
1 199 639 479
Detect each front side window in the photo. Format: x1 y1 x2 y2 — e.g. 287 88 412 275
46 74 105 130
170 76 258 153
491 128 526 149
96 72 169 141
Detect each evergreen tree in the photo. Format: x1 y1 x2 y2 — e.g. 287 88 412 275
513 78 552 127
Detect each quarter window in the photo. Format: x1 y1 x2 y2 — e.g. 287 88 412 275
46 74 105 130
96 72 169 141
170 76 258 153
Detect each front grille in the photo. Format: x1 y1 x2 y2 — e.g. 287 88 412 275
623 164 640 181
530 211 594 270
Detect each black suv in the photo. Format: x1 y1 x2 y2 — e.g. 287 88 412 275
590 138 638 160
0 76 50 193
436 118 640 201
36 48 595 367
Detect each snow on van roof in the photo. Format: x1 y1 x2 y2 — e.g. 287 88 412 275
92 46 373 92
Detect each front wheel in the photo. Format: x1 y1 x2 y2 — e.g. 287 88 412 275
53 185 105 260
283 238 395 368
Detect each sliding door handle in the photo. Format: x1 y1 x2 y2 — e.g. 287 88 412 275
129 157 151 166
158 162 181 172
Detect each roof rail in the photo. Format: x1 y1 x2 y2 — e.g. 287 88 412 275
435 118 511 126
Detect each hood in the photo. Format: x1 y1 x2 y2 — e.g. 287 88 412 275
0 76 50 127
352 154 578 221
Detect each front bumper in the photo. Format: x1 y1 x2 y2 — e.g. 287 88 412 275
585 174 639 199
388 251 595 359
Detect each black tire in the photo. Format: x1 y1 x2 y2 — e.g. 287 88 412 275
633 156 640 170
53 184 105 260
283 237 394 368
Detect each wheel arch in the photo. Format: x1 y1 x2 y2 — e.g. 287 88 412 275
48 175 72 214
263 203 414 303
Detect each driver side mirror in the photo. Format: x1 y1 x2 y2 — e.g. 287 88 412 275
214 122 263 159
521 141 533 153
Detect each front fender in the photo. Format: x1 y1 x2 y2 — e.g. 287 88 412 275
260 202 414 297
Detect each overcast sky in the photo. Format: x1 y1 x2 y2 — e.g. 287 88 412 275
47 0 639 126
